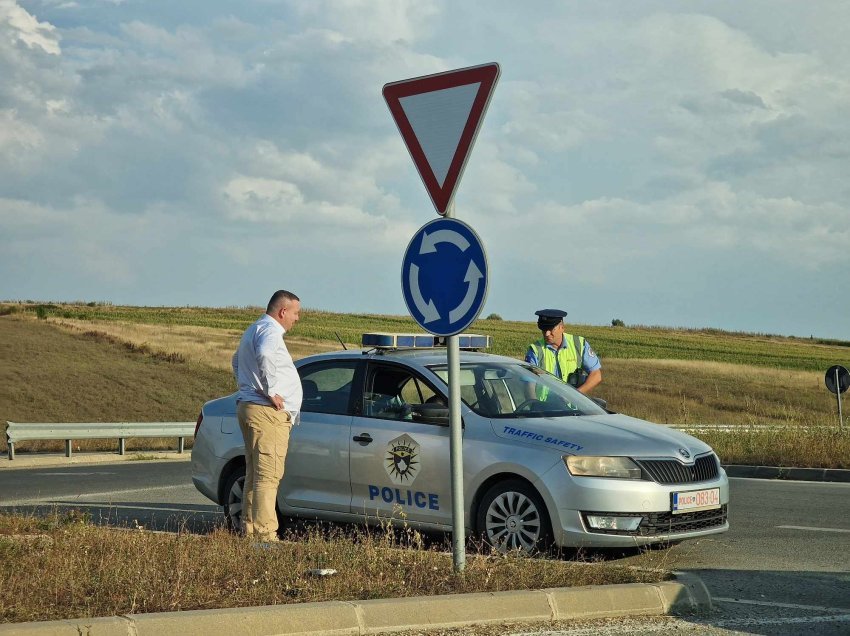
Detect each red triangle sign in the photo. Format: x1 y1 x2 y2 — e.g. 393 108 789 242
383 63 500 216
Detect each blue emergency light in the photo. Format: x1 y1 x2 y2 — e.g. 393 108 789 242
361 333 491 350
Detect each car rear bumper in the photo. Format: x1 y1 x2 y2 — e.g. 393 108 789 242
191 458 219 503
190 431 229 504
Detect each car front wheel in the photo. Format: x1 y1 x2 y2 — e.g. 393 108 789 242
476 479 552 555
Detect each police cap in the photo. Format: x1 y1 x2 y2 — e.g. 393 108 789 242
535 309 567 331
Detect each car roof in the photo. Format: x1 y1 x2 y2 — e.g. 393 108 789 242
296 347 521 372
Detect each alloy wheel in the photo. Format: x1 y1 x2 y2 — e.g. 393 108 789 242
484 489 543 553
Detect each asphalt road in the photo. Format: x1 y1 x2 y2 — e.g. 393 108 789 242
2 461 849 635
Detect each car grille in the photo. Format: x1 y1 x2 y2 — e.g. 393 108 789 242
582 505 728 536
636 453 719 484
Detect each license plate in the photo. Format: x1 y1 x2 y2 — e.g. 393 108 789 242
671 488 720 514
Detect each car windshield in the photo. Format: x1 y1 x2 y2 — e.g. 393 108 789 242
428 361 607 418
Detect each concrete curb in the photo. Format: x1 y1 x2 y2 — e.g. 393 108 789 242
0 574 711 635
723 464 850 482
0 451 191 469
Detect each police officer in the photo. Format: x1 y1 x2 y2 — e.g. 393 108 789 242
526 309 602 395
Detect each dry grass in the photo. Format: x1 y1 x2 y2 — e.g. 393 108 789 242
46 317 346 370
36 316 842 429
699 427 850 469
8 301 847 371
0 316 233 454
600 358 837 427
0 511 668 623
4 313 849 466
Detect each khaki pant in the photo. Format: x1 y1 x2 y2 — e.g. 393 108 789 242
237 401 292 541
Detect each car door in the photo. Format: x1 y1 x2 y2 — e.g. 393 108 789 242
349 361 454 527
279 359 359 514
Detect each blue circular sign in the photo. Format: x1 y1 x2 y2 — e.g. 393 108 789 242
401 218 488 337
825 365 849 395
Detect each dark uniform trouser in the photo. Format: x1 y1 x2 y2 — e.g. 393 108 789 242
236 401 292 541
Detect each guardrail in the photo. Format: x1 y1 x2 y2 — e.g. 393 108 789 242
671 424 837 433
5 421 195 460
5 421 839 462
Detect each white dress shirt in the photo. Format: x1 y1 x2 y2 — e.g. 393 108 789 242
232 314 303 422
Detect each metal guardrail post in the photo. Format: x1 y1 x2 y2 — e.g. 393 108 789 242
65 439 72 458
119 438 126 455
178 437 185 454
7 441 14 461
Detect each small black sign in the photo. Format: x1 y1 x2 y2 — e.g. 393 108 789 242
825 365 850 394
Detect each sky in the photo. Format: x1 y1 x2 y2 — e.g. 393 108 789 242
1 1 849 340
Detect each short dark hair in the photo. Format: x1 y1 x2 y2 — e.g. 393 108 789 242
266 289 300 314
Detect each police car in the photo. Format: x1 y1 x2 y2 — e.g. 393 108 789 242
191 333 729 553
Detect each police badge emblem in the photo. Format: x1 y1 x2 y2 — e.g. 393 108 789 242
384 434 420 485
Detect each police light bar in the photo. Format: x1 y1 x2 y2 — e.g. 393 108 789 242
441 334 492 350
361 333 436 348
361 333 492 350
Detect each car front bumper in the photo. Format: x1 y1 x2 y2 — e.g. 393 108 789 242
539 463 730 548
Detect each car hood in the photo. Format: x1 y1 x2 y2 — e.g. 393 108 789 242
490 412 713 459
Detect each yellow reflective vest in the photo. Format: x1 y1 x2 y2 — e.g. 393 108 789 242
528 334 585 382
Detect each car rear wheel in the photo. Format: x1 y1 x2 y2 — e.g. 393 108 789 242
476 479 552 555
222 464 246 533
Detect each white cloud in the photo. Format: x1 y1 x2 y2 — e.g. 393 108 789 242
0 1 848 337
1 0 61 55
288 0 441 46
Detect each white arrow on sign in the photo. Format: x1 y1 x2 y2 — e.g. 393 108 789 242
419 228 470 254
408 226 483 325
449 260 483 323
409 263 441 323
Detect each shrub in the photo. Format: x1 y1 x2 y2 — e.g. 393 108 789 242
611 318 625 327
36 306 49 320
485 313 503 321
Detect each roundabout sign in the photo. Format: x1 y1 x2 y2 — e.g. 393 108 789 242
401 217 488 337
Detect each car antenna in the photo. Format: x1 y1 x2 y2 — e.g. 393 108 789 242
334 332 347 350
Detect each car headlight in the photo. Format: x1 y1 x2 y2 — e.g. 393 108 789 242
564 456 642 480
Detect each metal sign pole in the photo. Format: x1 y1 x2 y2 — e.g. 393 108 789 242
445 201 466 573
447 333 465 572
836 368 844 429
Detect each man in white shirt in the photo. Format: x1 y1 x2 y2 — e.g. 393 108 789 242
232 290 303 542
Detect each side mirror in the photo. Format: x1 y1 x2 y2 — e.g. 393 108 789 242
409 403 450 426
590 397 608 410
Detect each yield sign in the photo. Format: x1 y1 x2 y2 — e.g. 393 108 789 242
383 63 500 216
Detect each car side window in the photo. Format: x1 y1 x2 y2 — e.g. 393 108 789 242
364 365 442 421
298 361 357 416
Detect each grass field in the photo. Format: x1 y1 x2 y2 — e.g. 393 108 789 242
1 302 849 467
4 301 849 370
0 510 669 623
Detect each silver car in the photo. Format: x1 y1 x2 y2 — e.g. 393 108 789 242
191 334 729 553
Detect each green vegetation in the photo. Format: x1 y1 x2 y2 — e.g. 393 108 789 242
0 511 667 623
4 301 847 371
1 302 848 466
